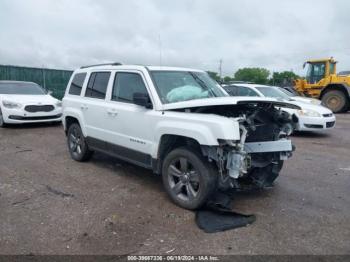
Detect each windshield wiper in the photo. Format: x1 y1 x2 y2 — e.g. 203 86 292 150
189 72 216 97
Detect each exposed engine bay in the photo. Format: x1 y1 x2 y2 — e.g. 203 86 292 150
185 101 298 191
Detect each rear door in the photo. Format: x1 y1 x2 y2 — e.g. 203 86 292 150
81 71 111 140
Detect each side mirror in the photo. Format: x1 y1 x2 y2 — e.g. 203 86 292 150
48 90 53 95
133 92 153 109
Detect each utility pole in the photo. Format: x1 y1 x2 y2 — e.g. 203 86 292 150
219 59 223 82
158 34 162 67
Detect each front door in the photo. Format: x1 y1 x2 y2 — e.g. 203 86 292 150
103 71 155 167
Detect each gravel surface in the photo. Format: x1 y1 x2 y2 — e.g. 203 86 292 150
0 115 349 255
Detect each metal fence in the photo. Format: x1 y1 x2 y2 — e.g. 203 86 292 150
0 65 73 100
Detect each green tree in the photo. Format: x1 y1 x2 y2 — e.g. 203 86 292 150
234 67 270 84
269 71 300 86
223 76 235 83
206 71 221 82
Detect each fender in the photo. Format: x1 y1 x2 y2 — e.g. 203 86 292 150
62 106 87 137
321 83 350 98
152 112 240 157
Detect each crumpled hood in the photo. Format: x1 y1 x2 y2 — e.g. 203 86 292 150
0 94 58 105
160 96 301 111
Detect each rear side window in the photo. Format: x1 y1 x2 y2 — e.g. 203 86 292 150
112 72 148 103
224 86 238 96
237 86 259 96
68 73 86 95
85 72 111 99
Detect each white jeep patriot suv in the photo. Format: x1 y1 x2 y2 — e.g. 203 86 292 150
62 63 299 209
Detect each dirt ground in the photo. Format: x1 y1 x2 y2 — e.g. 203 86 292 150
0 114 349 255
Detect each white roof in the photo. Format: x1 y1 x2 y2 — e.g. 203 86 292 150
75 64 203 73
147 66 202 72
231 83 277 88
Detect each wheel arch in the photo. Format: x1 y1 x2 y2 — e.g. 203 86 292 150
320 83 350 100
153 134 203 174
64 115 86 136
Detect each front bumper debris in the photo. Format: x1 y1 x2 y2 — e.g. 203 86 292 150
244 140 292 153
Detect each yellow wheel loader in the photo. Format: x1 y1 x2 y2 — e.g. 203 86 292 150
294 57 350 113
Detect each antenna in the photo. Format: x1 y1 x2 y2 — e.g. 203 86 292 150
158 34 162 66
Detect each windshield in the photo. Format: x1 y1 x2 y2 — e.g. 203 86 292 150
306 62 325 84
255 86 291 100
0 82 47 95
150 71 225 103
278 87 294 96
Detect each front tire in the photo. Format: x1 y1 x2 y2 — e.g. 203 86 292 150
322 90 349 113
67 123 93 161
162 147 217 210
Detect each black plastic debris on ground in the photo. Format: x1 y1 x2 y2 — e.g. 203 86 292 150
195 192 256 233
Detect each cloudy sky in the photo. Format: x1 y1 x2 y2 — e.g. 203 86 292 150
0 0 349 76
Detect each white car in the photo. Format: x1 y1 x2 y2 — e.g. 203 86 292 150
0 81 62 127
278 87 322 105
223 84 336 133
63 63 300 209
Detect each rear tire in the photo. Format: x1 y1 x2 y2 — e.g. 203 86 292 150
321 90 349 113
162 146 217 210
67 123 93 161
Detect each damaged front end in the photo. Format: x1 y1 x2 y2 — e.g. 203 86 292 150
200 102 297 191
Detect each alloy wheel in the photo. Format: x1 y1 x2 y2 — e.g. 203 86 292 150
69 126 83 155
167 157 200 202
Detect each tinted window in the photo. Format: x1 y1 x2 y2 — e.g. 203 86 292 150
112 72 148 103
0 82 47 95
224 85 258 97
237 86 259 96
255 86 290 100
223 86 238 96
69 73 86 95
313 63 325 76
85 72 110 99
306 63 325 84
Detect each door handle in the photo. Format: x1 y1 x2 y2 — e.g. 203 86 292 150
106 108 118 116
80 104 88 110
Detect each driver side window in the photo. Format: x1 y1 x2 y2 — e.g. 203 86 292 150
112 72 148 103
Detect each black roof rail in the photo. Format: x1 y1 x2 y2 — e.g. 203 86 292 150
80 62 122 69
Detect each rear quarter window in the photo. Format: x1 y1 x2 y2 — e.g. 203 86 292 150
68 73 86 95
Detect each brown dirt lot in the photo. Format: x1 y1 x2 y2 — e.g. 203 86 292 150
0 115 349 255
